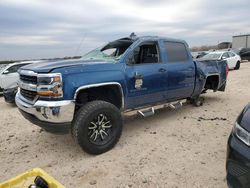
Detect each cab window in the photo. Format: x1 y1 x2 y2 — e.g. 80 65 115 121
164 41 189 63
133 43 159 64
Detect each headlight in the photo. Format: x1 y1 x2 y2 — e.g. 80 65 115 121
37 73 63 98
233 122 250 146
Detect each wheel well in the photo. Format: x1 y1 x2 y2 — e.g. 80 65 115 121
75 85 123 112
204 75 219 91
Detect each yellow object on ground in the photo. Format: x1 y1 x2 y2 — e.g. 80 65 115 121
0 168 65 188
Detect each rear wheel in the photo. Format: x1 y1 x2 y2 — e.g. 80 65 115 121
188 96 204 107
72 100 123 154
234 61 240 70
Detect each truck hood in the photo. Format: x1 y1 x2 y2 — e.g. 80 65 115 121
20 59 112 73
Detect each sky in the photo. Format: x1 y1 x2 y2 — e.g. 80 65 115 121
0 0 249 60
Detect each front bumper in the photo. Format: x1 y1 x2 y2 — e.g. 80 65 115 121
15 91 75 133
226 134 250 188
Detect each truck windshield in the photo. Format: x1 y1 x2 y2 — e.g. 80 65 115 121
82 47 123 62
82 38 134 62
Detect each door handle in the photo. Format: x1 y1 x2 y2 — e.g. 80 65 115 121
134 72 143 79
159 68 166 72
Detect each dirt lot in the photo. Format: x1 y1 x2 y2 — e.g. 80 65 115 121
0 62 250 188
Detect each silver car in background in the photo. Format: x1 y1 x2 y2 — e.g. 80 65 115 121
0 60 45 93
198 51 241 70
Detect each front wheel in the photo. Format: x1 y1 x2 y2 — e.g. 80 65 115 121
72 100 123 155
234 61 240 70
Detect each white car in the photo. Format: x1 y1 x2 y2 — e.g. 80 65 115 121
0 60 44 93
199 51 241 70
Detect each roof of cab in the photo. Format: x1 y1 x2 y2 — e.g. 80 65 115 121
112 36 188 49
115 35 187 43
138 36 186 43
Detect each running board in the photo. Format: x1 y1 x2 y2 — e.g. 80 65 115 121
138 107 155 117
133 100 185 118
166 101 183 110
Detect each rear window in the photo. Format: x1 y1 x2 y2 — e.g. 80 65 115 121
228 52 235 57
164 42 189 62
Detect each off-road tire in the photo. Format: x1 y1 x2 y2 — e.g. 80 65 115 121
234 61 240 70
193 97 204 107
188 96 204 107
72 100 123 155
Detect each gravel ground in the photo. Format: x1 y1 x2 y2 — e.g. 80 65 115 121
0 62 250 188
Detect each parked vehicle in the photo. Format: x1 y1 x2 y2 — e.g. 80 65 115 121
199 51 241 70
3 83 18 104
0 64 7 71
231 48 250 61
0 60 44 93
0 64 8 94
227 104 250 188
15 35 228 154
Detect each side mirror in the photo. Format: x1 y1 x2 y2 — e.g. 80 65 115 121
2 70 9 74
221 56 226 60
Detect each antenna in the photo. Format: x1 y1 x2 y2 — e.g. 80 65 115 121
74 32 87 56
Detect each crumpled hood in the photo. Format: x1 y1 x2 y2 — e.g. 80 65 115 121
20 59 111 73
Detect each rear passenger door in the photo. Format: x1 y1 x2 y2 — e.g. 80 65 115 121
162 41 196 100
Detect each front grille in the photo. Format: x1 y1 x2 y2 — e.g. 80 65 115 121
20 88 37 101
20 74 37 84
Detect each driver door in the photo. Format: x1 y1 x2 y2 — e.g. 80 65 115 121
125 41 167 108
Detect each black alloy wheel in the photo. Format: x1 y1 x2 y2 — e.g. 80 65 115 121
72 100 123 154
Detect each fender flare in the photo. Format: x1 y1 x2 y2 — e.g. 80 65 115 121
74 82 125 109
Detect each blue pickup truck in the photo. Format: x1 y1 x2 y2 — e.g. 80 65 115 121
15 35 228 154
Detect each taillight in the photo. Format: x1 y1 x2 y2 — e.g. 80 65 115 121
226 64 229 78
